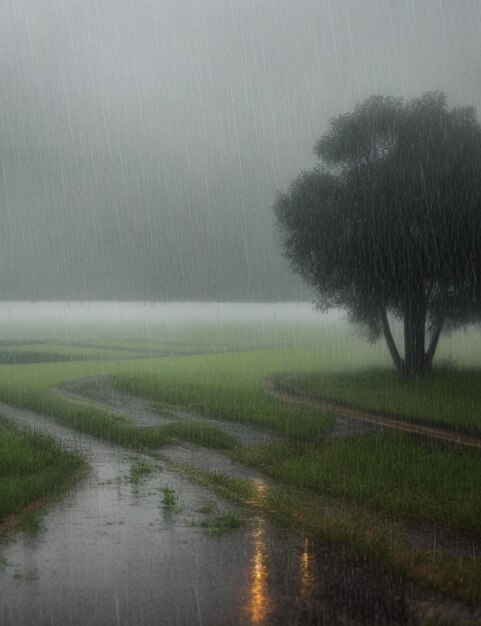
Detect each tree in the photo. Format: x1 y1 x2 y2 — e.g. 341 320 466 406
274 92 481 376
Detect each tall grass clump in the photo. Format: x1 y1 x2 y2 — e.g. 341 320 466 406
0 419 85 525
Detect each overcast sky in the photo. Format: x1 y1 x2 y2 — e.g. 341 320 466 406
0 0 479 300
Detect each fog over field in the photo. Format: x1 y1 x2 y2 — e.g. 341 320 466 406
0 0 479 301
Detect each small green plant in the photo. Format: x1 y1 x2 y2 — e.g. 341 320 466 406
20 510 43 537
161 486 177 510
99 476 123 486
197 500 217 515
129 461 152 485
195 513 244 536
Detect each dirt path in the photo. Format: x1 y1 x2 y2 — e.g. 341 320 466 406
57 375 282 447
1 380 480 623
0 401 434 625
57 376 481 560
263 374 481 450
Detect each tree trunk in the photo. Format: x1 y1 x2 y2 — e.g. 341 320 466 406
381 296 444 377
426 314 444 368
380 307 403 373
402 289 428 377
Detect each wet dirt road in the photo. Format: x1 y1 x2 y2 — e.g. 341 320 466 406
0 392 472 625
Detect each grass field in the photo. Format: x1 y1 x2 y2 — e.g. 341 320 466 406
279 367 481 436
1 303 481 602
108 349 481 533
0 419 85 527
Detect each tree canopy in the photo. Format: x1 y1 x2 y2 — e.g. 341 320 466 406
274 92 481 376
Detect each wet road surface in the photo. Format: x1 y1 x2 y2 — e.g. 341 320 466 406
0 398 474 625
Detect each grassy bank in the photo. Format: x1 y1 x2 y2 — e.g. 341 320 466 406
0 359 239 451
278 367 481 435
161 452 481 605
0 419 86 529
112 350 335 440
238 433 481 534
109 355 481 535
0 350 334 451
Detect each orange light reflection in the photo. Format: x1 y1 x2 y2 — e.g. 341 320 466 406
248 519 270 624
299 538 313 600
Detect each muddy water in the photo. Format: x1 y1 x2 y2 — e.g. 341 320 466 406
0 402 423 625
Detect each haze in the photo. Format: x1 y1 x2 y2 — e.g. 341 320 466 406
0 0 479 301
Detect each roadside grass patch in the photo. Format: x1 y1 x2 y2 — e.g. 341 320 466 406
20 510 44 537
153 447 481 604
0 361 237 452
111 350 335 441
129 461 153 486
280 367 481 435
0 418 85 528
238 433 481 534
193 498 244 535
196 500 217 515
194 512 244 536
161 486 178 510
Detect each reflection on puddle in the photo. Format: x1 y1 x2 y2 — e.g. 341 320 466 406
246 480 272 622
252 477 268 502
248 518 270 624
299 538 314 601
246 518 320 624
245 509 320 625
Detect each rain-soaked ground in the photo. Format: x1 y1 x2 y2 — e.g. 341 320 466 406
58 375 376 444
0 390 479 625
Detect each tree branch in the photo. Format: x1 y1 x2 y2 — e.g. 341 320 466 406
380 307 403 372
426 314 445 365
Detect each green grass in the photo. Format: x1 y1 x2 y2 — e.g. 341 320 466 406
129 461 153 485
2 316 481 603
196 500 217 515
111 350 335 441
194 512 244 536
157 450 481 604
1 334 479 534
0 360 238 452
238 433 481 534
279 367 481 435
161 486 178 510
0 342 146 363
0 349 334 449
0 418 85 526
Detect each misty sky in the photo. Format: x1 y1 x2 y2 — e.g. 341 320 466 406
0 0 480 301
